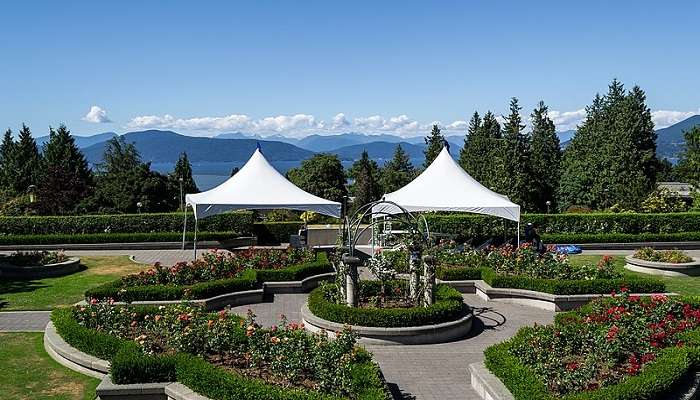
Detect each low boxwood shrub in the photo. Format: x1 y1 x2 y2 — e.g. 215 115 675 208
111 343 179 383
51 307 129 361
542 231 700 244
307 281 467 328
255 252 333 282
484 294 700 399
0 231 240 245
435 266 665 295
0 211 253 235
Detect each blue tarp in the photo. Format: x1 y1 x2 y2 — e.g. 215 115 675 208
554 244 582 255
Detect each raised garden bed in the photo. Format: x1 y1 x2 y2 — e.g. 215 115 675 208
85 249 335 306
47 303 390 400
624 248 700 278
478 291 700 400
304 281 472 344
0 251 81 279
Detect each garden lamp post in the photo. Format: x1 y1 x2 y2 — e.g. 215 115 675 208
546 200 551 214
27 185 37 203
179 177 184 211
137 201 142 214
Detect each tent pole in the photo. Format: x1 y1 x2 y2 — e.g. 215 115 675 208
516 221 520 247
193 217 198 260
181 206 187 250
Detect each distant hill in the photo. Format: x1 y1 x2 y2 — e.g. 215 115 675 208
327 141 425 161
82 130 314 165
656 115 700 162
36 132 117 149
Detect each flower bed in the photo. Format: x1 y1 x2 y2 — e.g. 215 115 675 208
52 302 388 399
633 247 693 264
484 291 700 399
432 245 665 295
0 250 69 266
85 249 333 302
307 281 468 328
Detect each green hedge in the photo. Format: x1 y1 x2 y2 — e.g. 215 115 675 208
0 231 240 245
86 253 333 302
541 231 700 244
307 281 468 328
253 221 304 244
54 308 389 400
484 298 700 400
0 211 253 235
425 212 700 241
435 267 665 295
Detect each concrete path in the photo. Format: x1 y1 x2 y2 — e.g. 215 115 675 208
0 311 51 332
231 293 554 400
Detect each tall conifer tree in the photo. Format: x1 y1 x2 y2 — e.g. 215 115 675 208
0 129 16 190
530 101 561 212
10 124 41 194
497 98 534 209
350 150 381 212
423 124 445 168
380 144 415 193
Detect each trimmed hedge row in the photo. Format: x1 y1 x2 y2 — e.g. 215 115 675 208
483 298 700 400
85 253 333 302
541 231 700 244
0 231 239 245
0 211 253 235
52 308 389 400
435 267 665 295
424 212 700 241
307 281 468 328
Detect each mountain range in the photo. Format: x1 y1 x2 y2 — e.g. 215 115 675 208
60 115 699 166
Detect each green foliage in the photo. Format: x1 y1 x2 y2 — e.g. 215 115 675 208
558 80 658 211
37 124 94 215
255 252 333 282
499 98 535 210
540 231 700 244
0 129 17 190
0 231 239 245
423 124 445 168
349 150 381 213
10 124 42 194
379 144 415 193
169 152 199 210
253 221 304 244
676 126 700 188
307 282 467 327
287 153 347 203
633 247 693 263
529 101 561 212
459 111 504 192
51 307 129 361
0 211 252 235
640 187 689 213
89 136 176 213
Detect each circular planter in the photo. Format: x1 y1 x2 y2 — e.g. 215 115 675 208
0 257 81 280
301 303 473 345
625 255 700 278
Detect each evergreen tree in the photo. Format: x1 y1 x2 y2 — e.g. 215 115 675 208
423 124 445 168
677 126 700 188
558 80 657 210
349 150 381 213
529 101 561 212
497 98 534 209
10 124 41 194
90 136 175 213
169 152 198 210
36 124 94 214
287 153 347 203
459 112 483 177
380 144 415 193
0 129 16 190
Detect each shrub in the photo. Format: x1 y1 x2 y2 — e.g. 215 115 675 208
485 293 700 399
541 231 700 244
307 282 467 327
255 252 333 282
3 250 68 265
0 211 253 235
0 231 239 245
633 247 693 263
51 307 129 361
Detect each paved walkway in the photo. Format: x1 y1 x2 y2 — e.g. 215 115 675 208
0 311 51 332
231 293 554 400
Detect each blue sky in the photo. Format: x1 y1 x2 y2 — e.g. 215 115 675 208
1 0 699 138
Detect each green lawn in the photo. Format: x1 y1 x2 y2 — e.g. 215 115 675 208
0 332 99 400
570 254 700 296
0 256 147 311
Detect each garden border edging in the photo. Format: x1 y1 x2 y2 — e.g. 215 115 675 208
469 362 514 400
301 303 473 345
0 257 81 279
624 255 700 278
439 279 675 311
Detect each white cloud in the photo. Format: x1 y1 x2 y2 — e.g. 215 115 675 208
82 105 112 123
652 109 700 129
353 114 421 134
252 114 317 132
548 109 586 131
445 120 468 130
127 114 251 131
331 113 350 129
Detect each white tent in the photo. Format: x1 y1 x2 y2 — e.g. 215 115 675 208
372 146 521 240
183 147 341 254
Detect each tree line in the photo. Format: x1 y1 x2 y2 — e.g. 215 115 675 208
0 127 198 215
1 79 698 216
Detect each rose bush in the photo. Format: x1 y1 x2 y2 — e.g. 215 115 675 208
506 290 700 396
74 300 364 396
633 247 693 264
3 250 69 266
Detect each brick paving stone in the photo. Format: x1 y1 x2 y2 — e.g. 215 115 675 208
0 311 51 332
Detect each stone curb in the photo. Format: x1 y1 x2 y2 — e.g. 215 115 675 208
0 257 81 279
439 279 676 311
301 303 473 345
625 255 700 278
44 321 109 378
469 362 514 400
